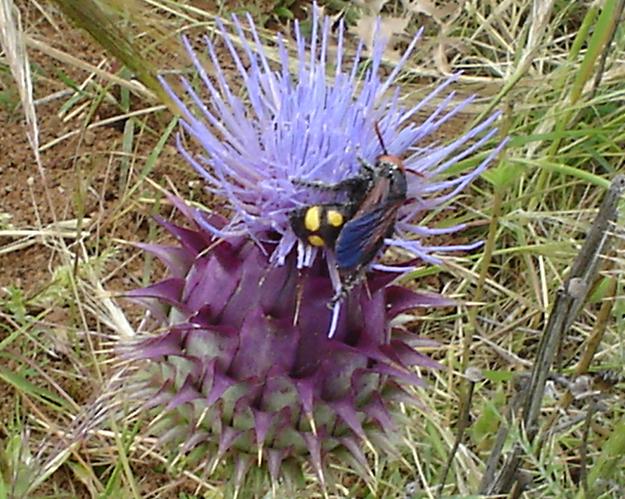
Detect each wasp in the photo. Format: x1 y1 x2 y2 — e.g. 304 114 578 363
289 175 369 249
290 123 408 302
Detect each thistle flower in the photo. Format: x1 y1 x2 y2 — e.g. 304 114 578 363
124 8 504 493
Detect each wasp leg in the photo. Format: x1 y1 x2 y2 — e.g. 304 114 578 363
291 178 344 192
328 267 368 308
292 175 368 194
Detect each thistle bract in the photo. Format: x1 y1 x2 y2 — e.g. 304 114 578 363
125 8 504 491
126 194 450 487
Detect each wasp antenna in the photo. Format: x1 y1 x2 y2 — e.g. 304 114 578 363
404 166 425 178
373 121 389 156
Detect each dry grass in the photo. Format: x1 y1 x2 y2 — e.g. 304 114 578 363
0 0 624 497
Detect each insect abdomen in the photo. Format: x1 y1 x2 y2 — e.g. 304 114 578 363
290 204 350 248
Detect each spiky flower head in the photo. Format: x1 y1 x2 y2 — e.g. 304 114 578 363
124 8 504 493
164 11 502 271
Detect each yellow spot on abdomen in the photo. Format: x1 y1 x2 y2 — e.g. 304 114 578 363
308 235 325 247
304 206 321 232
326 209 344 227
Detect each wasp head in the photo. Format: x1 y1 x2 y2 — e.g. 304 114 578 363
377 154 405 172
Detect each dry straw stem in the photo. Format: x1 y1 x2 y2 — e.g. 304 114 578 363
0 219 91 256
470 0 556 127
0 0 38 153
0 0 59 224
49 0 176 110
24 36 156 101
545 271 618 422
482 174 625 495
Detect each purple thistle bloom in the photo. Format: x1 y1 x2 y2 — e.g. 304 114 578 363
161 9 505 274
124 7 505 492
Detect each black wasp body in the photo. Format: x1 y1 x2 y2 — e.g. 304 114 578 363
290 125 407 301
334 154 406 272
289 173 370 250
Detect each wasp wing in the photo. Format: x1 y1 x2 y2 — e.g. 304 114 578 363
335 201 402 270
